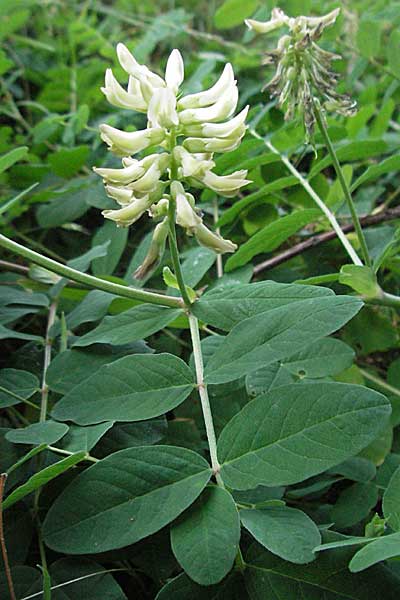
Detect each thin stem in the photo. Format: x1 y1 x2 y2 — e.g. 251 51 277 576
167 131 192 307
47 446 98 463
0 474 16 600
168 199 192 307
0 234 183 308
0 385 40 411
213 197 223 278
248 128 362 266
40 300 57 422
368 291 400 309
188 313 222 485
313 102 372 267
359 368 400 398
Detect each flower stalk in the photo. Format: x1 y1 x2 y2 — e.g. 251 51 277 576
313 100 372 267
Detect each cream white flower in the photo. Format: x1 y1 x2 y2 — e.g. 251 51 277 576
134 217 169 279
165 49 184 94
194 223 237 254
172 182 202 231
100 124 165 156
177 63 235 109
102 194 154 227
95 45 250 252
147 87 179 129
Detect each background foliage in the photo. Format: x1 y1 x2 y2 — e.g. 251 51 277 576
1 0 400 598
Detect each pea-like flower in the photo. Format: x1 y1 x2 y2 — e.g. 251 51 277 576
95 44 250 269
245 7 357 140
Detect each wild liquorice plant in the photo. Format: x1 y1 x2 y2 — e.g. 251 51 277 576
1 5 400 600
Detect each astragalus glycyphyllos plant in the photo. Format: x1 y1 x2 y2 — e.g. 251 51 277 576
94 44 250 280
1 8 400 599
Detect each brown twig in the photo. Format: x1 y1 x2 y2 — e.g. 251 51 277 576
0 473 16 600
0 260 29 275
253 206 400 275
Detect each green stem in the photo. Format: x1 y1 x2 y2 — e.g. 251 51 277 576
365 290 400 309
167 130 192 307
313 102 372 267
359 368 400 398
0 385 40 411
167 198 192 307
248 127 362 266
47 446 98 463
188 313 223 485
40 299 57 423
0 234 183 308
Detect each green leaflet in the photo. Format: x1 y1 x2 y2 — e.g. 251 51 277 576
214 0 258 29
217 382 390 489
91 220 128 276
171 486 240 585
350 532 400 572
331 482 379 529
204 295 362 384
193 280 332 331
0 369 39 408
58 422 114 453
383 466 400 531
309 140 387 179
0 146 28 173
241 506 321 564
74 304 181 347
43 446 212 554
246 337 355 395
51 353 195 425
0 559 127 600
245 541 400 599
5 421 69 445
156 572 245 600
225 209 321 271
3 452 86 510
46 345 151 395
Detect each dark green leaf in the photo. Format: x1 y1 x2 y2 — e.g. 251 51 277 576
171 486 240 585
52 353 195 425
43 446 212 553
204 296 362 384
193 280 332 331
241 506 321 564
218 383 390 489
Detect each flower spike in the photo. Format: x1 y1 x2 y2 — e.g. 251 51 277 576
95 46 249 263
245 7 356 140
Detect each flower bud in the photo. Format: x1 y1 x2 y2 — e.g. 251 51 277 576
127 160 167 194
177 63 235 110
134 217 169 279
93 160 145 184
178 84 238 125
105 185 134 205
245 8 288 34
100 124 165 156
183 134 243 153
102 194 153 227
165 49 184 94
101 69 147 112
197 169 250 197
183 105 249 138
147 87 179 129
171 181 202 231
194 222 237 254
173 146 214 179
117 43 165 88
